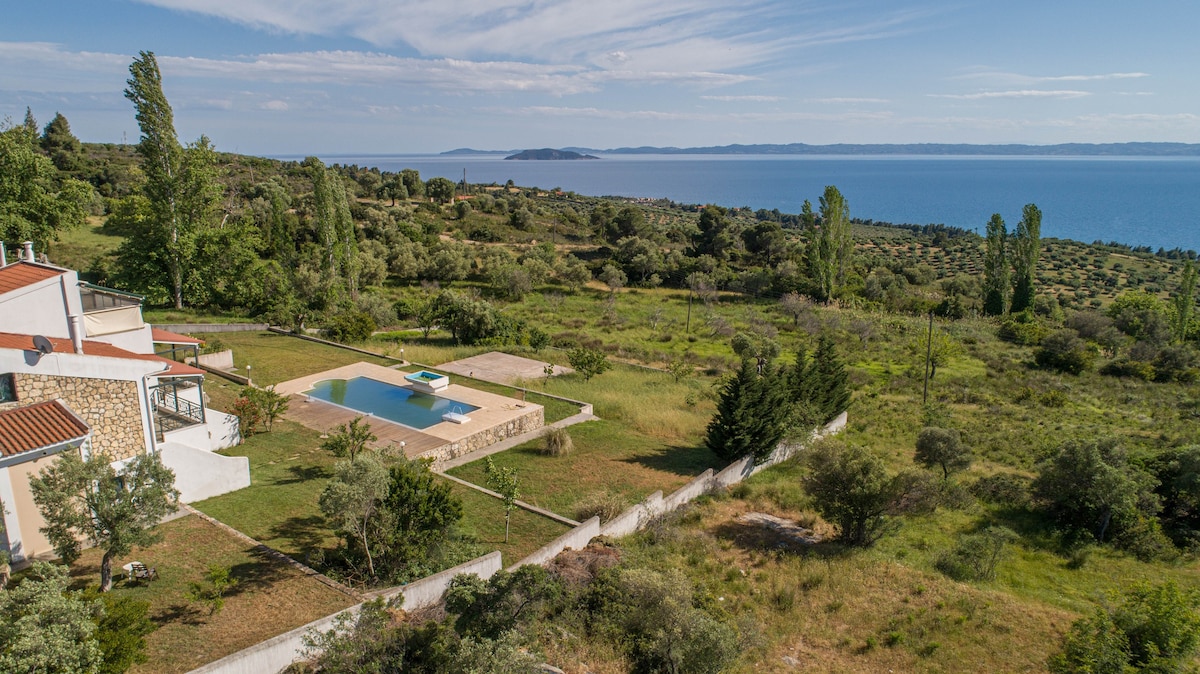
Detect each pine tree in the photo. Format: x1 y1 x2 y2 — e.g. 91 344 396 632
1010 203 1042 313
705 360 791 463
810 335 851 424
982 213 1009 315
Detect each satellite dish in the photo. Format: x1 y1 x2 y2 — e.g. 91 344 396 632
32 335 55 355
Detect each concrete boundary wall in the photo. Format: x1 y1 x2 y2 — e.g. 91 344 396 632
509 517 600 571
187 552 503 674
599 490 662 538
377 551 503 609
155 323 269 334
189 408 849 673
662 469 714 511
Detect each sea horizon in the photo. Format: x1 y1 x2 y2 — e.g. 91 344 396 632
276 153 1200 252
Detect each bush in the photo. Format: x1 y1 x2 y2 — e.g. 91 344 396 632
574 491 627 523
998 312 1050 346
1100 358 1155 381
540 426 573 457
324 310 376 343
1050 582 1200 673
934 526 1017 581
1035 330 1096 374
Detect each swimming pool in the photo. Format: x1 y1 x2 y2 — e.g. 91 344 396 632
306 377 479 430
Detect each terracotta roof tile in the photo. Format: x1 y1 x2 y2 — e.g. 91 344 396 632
151 328 204 345
0 331 206 377
0 262 66 295
0 400 90 458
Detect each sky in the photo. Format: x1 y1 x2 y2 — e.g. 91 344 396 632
3 1 1199 155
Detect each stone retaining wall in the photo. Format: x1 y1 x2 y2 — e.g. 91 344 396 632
11 374 144 460
421 407 544 467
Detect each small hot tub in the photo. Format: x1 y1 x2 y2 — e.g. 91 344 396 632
405 370 449 393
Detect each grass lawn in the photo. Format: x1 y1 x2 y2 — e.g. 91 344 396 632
68 514 354 674
194 418 574 573
448 481 572 566
198 331 396 386
193 420 338 563
46 218 123 274
448 419 724 520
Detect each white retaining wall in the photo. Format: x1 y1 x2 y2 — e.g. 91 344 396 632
599 490 662 538
189 412 849 674
196 349 235 371
509 517 600 570
159 444 251 503
188 552 503 674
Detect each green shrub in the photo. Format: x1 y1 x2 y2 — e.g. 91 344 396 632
969 473 1032 507
934 526 1017 581
324 310 376 343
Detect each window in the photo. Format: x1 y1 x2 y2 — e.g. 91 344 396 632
0 373 14 403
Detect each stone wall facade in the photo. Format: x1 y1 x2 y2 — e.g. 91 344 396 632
10 374 146 460
421 407 544 468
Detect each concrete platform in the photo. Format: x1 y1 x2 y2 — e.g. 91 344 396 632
275 362 542 461
437 351 572 385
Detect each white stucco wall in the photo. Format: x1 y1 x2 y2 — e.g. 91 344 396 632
158 443 250 502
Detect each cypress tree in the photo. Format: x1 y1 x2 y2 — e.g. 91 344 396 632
810 335 851 424
982 213 1009 315
1010 203 1042 313
705 360 791 464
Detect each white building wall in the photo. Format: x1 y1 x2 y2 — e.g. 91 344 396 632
0 280 72 339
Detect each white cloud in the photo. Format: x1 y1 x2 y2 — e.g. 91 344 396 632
501 105 892 124
811 97 889 104
701 95 784 102
953 69 1150 85
133 0 934 75
930 90 1092 100
260 100 289 111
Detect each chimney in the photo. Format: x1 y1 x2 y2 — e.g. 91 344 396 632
0 241 6 268
69 315 85 354
22 241 34 262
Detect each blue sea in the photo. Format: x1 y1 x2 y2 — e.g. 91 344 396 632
305 154 1200 252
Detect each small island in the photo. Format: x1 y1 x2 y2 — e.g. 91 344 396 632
504 148 599 160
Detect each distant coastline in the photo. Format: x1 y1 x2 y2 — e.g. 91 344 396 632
442 142 1200 157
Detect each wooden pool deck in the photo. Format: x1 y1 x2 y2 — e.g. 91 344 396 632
275 362 542 460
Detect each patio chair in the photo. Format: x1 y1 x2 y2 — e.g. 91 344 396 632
129 561 158 581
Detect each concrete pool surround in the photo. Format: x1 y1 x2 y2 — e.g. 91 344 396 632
275 362 543 465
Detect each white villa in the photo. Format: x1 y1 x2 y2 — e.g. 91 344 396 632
0 241 249 566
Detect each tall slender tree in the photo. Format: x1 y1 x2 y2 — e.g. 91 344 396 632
1172 259 1197 343
982 213 1010 315
122 51 222 309
1010 203 1042 313
808 186 852 302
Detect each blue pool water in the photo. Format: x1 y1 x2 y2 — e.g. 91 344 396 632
306 377 478 430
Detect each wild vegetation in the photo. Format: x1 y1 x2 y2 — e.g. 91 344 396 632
5 50 1200 672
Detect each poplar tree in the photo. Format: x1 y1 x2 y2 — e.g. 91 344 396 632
123 51 222 308
808 186 852 302
982 213 1010 315
1010 203 1042 313
306 157 358 299
1172 259 1197 343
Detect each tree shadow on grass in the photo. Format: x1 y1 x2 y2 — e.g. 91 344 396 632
621 444 723 477
274 464 332 485
224 548 294 595
268 515 332 560
156 601 207 626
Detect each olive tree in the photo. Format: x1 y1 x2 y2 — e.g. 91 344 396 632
31 452 179 592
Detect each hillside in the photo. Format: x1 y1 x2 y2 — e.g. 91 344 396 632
11 128 1200 672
